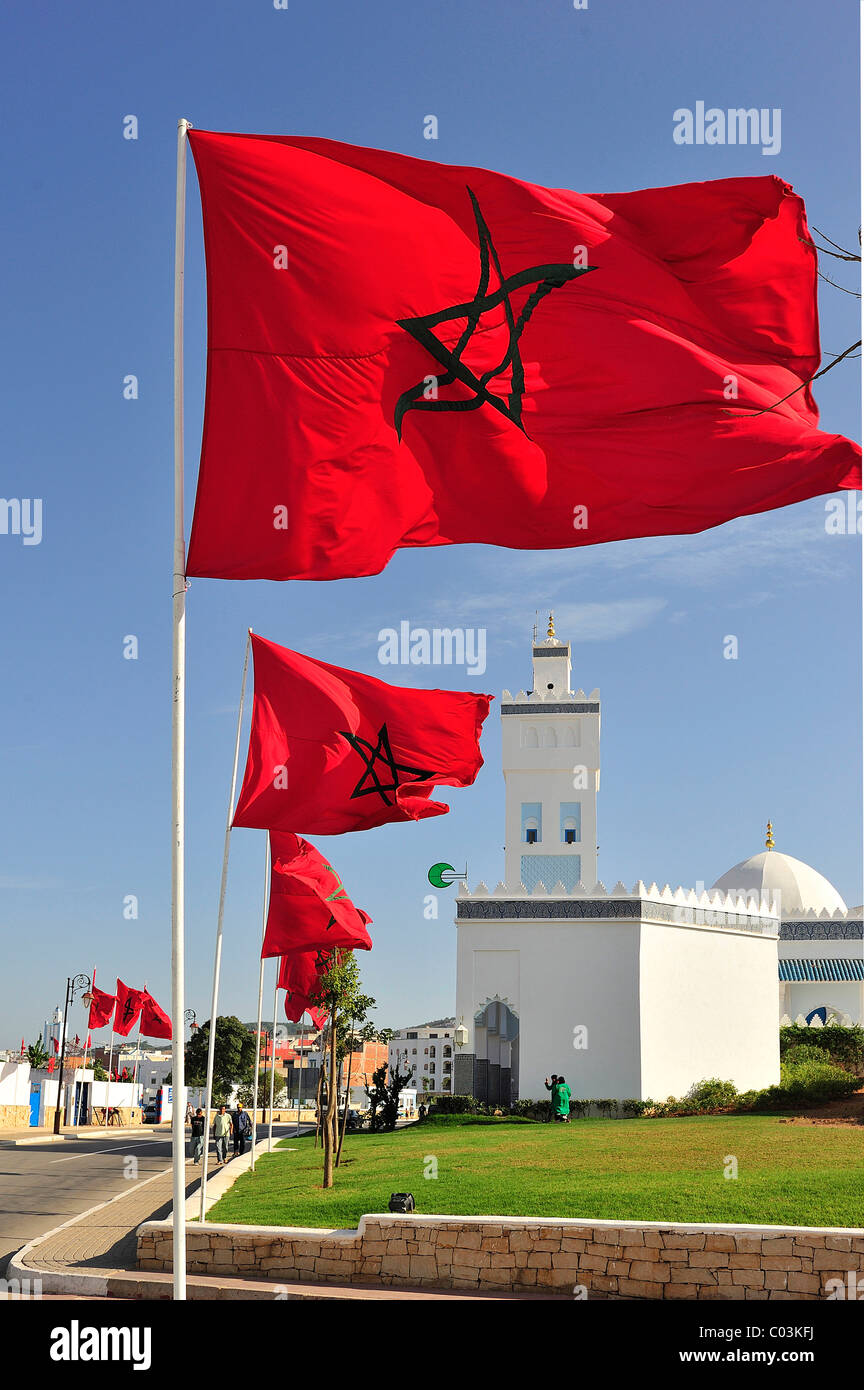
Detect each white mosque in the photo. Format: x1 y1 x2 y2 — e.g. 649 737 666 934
453 619 863 1104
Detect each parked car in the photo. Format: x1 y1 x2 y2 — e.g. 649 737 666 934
143 1103 159 1124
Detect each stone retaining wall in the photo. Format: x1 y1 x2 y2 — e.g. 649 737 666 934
137 1214 864 1299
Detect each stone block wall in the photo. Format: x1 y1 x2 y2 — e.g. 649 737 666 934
137 1214 864 1299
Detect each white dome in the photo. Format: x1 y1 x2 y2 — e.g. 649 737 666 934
712 851 847 917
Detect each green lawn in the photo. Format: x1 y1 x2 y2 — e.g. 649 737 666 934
207 1115 864 1230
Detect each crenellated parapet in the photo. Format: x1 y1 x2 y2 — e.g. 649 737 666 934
456 877 780 935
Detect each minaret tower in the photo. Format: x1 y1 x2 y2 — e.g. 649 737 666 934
500 614 600 890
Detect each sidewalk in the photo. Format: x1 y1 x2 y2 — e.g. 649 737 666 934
10 1137 562 1301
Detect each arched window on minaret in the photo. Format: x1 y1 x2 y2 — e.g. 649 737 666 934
562 725 579 747
543 727 558 748
523 726 539 749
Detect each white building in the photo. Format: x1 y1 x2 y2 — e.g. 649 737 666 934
388 1020 456 1097
454 619 784 1104
712 832 863 1028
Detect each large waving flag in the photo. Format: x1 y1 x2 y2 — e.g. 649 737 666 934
113 980 146 1038
185 130 860 582
232 634 491 834
263 832 372 958
86 985 116 1030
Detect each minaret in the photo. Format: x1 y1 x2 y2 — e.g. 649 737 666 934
500 614 601 890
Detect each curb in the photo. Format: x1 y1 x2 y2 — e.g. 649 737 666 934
7 1160 176 1296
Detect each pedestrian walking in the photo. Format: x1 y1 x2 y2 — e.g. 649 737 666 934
190 1107 206 1162
212 1104 232 1165
231 1101 252 1156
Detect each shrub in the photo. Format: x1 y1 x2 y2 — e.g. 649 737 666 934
780 1024 864 1075
428 1094 483 1116
685 1078 739 1111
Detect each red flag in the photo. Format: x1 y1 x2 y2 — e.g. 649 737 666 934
232 635 491 834
285 995 328 1031
86 1033 91 1050
47 1057 55 1074
52 1037 59 1054
185 131 860 582
278 951 330 1030
19 1038 25 1057
140 992 173 1040
262 833 372 958
86 985 116 1030
113 980 146 1038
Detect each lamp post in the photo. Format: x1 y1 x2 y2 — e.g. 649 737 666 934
184 1009 198 1032
53 974 91 1134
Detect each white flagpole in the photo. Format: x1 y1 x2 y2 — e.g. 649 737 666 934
104 1029 115 1127
199 630 252 1222
296 1022 304 1136
267 971 279 1151
170 114 192 1302
250 836 270 1170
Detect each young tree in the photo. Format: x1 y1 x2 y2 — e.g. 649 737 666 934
308 951 376 1188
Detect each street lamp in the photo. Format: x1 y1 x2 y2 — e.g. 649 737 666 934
454 1019 469 1050
184 1009 198 1032
53 973 91 1134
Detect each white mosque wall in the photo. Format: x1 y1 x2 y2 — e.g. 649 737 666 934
456 918 643 1100
638 921 780 1097
455 881 781 1101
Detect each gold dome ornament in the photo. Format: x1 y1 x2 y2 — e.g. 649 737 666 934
765 821 775 851
547 612 556 639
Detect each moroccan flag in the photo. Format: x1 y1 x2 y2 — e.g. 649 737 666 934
113 980 146 1038
185 130 860 582
278 951 330 1029
232 634 491 834
263 832 372 958
86 986 116 1030
141 992 172 1040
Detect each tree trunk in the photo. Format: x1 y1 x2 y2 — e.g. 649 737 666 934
322 1008 338 1188
335 1022 355 1167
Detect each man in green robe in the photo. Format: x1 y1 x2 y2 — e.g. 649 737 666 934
552 1075 572 1122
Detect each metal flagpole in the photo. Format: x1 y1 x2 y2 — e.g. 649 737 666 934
53 978 71 1135
250 836 270 1171
170 114 192 1302
267 971 279 1151
296 1022 304 1136
133 980 147 1097
199 630 252 1223
77 963 96 1129
104 1029 115 1127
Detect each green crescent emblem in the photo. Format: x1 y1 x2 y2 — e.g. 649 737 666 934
428 862 468 889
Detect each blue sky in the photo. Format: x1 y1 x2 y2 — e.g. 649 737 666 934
1 0 860 1046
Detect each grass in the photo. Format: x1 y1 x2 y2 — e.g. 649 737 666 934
207 1114 864 1230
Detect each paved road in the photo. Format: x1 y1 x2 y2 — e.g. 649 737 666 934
0 1134 174 1276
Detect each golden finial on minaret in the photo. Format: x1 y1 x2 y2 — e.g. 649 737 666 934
547 612 556 639
765 820 775 851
